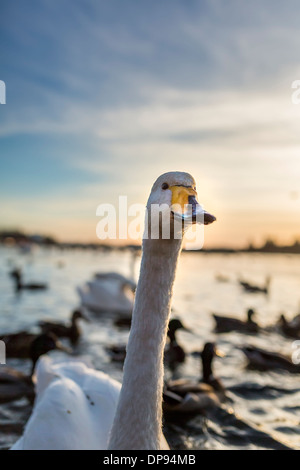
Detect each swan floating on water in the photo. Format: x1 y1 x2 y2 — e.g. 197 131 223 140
77 272 136 316
11 357 121 449
11 171 216 450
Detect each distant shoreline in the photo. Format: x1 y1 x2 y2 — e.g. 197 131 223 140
186 248 300 254
1 230 300 255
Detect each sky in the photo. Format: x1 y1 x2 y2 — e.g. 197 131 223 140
0 0 300 247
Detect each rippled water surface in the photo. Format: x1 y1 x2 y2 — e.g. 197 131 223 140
1 246 300 450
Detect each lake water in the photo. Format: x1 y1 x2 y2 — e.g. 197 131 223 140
1 245 300 450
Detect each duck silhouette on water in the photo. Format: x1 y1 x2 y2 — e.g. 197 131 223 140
0 330 70 360
0 333 70 404
10 269 48 292
39 309 89 345
106 318 191 367
276 313 300 339
163 342 228 418
213 308 259 334
239 276 271 295
241 345 300 373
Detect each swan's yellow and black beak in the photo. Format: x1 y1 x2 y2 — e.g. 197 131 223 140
170 185 216 225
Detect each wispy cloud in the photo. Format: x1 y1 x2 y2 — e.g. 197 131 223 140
1 0 300 246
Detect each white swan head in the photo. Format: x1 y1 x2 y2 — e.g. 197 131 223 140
146 171 216 238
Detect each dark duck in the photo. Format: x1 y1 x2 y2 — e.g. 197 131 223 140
213 308 259 334
0 333 70 404
163 342 227 417
10 269 48 292
241 345 300 373
39 309 89 345
106 318 190 366
0 330 70 359
239 276 271 295
276 313 300 339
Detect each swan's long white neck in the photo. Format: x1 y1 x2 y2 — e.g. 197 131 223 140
108 237 182 450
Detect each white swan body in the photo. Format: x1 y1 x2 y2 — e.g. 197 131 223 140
77 272 135 315
11 356 169 450
11 172 215 450
11 356 121 450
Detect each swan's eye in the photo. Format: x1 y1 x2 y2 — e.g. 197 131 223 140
162 183 169 190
